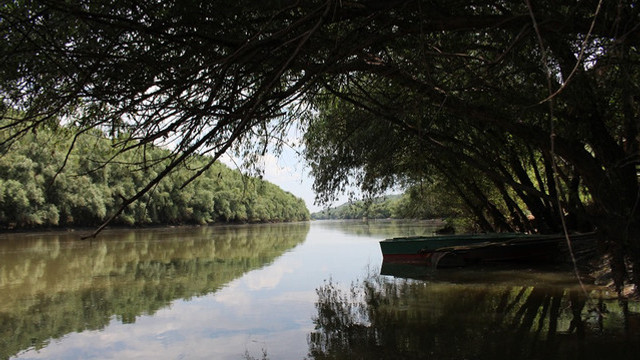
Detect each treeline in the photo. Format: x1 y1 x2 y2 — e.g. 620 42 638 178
0 125 309 228
311 197 398 220
311 188 457 221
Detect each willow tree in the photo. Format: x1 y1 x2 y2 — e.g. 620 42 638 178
300 1 640 290
1 1 639 288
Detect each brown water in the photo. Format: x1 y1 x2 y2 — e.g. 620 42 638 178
0 220 638 359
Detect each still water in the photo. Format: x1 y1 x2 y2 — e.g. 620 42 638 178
0 220 638 360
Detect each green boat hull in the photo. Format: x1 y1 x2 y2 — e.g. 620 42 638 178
380 232 596 265
379 233 535 263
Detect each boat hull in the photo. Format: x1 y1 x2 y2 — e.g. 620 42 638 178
379 233 527 264
380 233 596 267
381 252 435 264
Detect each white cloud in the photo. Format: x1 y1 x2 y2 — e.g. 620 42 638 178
218 137 354 213
213 281 253 312
245 263 294 290
259 153 303 183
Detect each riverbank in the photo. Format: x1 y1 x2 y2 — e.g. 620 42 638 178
0 219 311 236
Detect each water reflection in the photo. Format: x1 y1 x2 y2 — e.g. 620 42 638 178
309 268 640 360
0 223 309 359
312 219 443 238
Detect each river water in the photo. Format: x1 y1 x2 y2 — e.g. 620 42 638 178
0 220 638 360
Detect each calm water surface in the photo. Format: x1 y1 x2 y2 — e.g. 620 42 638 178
1 220 638 360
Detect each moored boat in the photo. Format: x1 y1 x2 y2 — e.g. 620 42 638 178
431 232 597 268
379 233 530 263
379 232 597 266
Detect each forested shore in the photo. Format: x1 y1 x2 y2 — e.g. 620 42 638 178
0 124 309 229
311 194 454 221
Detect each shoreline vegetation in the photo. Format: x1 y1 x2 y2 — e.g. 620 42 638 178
0 220 311 235
0 125 309 231
311 194 459 223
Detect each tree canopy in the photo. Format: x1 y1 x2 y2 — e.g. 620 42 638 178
1 1 639 288
0 122 309 228
300 0 639 290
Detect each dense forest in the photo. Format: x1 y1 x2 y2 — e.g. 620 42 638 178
312 180 476 221
311 190 457 221
0 123 309 228
311 195 402 220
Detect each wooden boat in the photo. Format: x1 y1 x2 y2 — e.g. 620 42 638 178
379 232 596 266
431 232 597 268
379 233 531 263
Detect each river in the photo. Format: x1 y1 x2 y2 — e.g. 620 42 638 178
0 220 638 359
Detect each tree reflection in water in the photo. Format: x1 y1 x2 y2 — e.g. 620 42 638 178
308 270 640 360
0 223 309 359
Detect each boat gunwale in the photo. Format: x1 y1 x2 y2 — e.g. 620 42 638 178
380 233 531 243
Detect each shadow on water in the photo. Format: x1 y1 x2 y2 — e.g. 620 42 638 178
308 264 640 360
0 223 309 360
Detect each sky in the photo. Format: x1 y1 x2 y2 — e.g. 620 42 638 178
254 149 327 213
220 127 352 214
